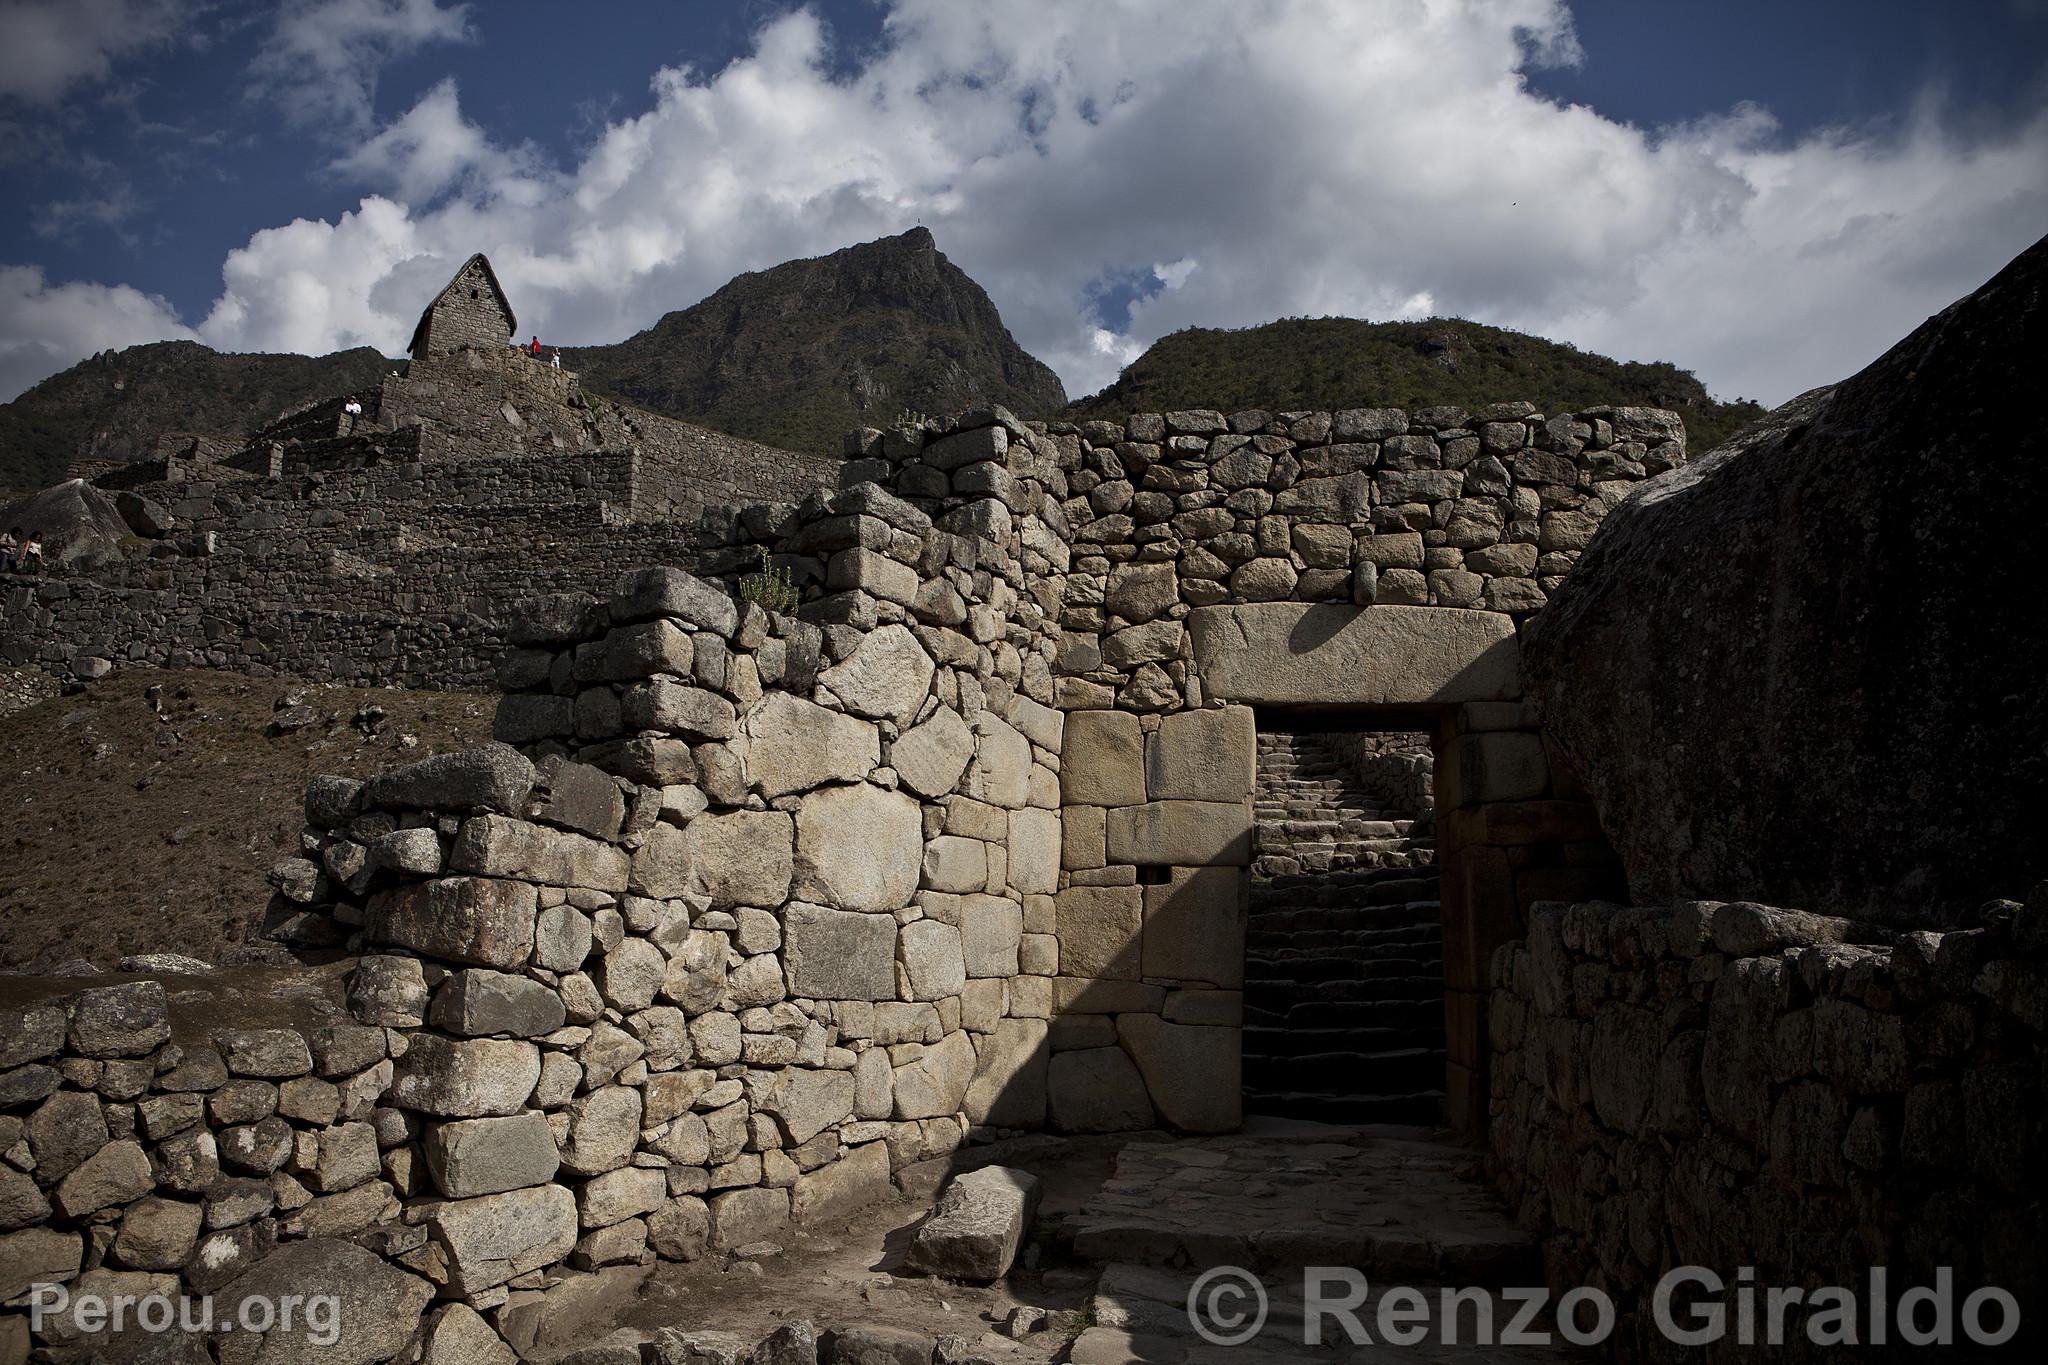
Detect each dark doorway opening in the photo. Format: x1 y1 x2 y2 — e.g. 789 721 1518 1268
1242 717 1445 1125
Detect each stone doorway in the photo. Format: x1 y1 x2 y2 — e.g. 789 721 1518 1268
1243 719 1446 1124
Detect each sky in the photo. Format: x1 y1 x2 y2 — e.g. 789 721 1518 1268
0 0 2044 413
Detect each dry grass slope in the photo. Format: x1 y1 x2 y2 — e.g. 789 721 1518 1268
0 667 493 971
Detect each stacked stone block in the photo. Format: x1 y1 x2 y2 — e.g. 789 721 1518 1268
0 979 440 1357
1490 894 2048 1360
1032 403 1680 714
0 542 1079 1353
1049 704 1257 1133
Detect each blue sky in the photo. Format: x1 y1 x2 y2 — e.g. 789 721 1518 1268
1 0 2044 411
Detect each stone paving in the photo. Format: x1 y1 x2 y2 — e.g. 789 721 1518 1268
1062 1121 1584 1363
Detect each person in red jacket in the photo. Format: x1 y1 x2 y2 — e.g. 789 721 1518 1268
529 335 541 356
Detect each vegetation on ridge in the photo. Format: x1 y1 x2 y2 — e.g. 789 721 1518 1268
1065 316 1765 451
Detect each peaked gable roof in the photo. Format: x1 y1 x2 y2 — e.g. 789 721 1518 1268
407 252 517 356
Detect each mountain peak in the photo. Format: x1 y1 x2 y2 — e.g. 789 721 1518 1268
565 231 1066 453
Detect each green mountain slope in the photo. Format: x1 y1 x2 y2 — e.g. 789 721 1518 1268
1066 317 1764 451
564 228 1067 455
0 341 394 493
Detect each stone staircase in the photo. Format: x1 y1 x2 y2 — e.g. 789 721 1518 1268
1244 731 1446 1125
1251 728 1432 876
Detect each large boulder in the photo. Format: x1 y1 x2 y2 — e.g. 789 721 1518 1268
0 478 134 571
905 1166 1041 1282
213 1238 434 1365
1524 234 2048 926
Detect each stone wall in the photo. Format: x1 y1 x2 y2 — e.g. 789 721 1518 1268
412 256 513 359
0 543 1069 1355
808 403 1654 1130
0 351 843 688
1489 896 2046 1359
0 397 1686 1358
1327 729 1434 820
1010 403 1682 714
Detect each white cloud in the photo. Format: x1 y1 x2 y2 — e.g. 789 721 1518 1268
5 0 2046 418
0 265 193 400
330 77 501 204
197 196 425 355
248 0 473 133
0 0 182 105
1544 110 2048 405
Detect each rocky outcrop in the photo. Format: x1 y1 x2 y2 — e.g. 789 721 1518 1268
1524 233 2048 926
0 479 139 570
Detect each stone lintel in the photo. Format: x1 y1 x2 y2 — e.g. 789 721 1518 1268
1187 603 1519 707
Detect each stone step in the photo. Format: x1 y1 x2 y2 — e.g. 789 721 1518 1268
1271 997 1443 1029
1246 938 1442 964
1252 880 1440 908
1242 1019 1436 1049
1241 1045 1445 1093
1243 982 1443 1008
1241 1089 1448 1126
1250 902 1442 922
1252 880 1440 899
1242 953 1444 982
1243 981 1444 1011
1244 1027 1444 1058
1241 1037 1446 1066
1256 866 1440 890
1246 917 1441 944
1245 910 1442 939
1250 887 1441 909
1246 730 1444 1126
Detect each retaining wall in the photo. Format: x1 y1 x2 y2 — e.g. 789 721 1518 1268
1 352 843 687
1489 896 2047 1359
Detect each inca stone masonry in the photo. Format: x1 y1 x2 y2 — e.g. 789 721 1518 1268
1 248 2040 1363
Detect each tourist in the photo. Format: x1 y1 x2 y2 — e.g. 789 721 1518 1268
530 335 541 356
0 527 16 572
551 349 561 369
20 534 42 575
342 394 363 432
